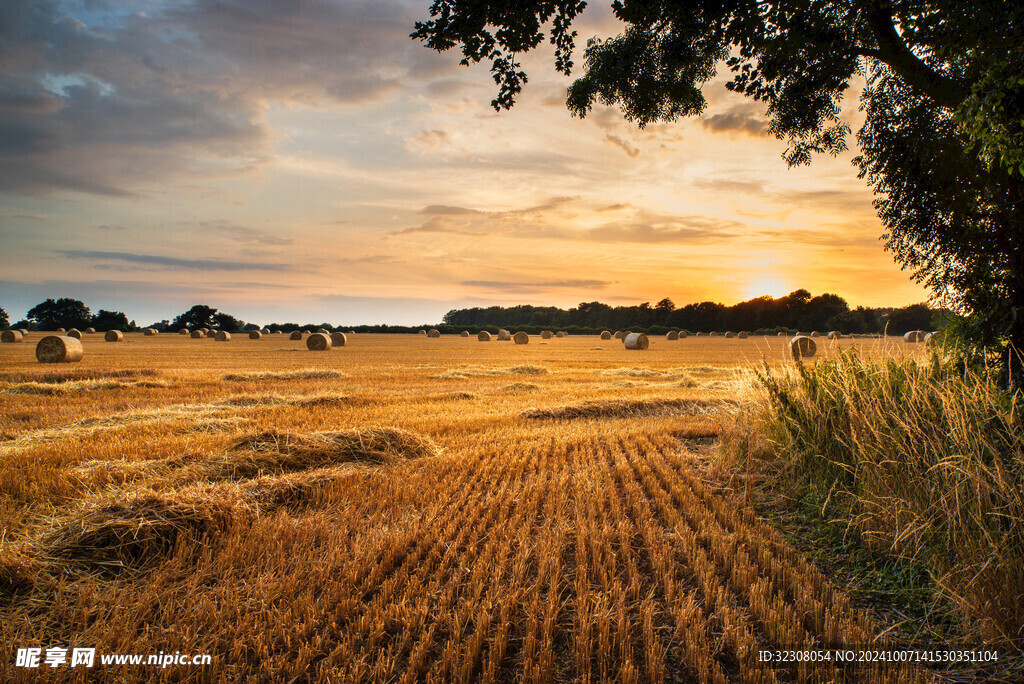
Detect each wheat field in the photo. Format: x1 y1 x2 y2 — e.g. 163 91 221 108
1 333 936 682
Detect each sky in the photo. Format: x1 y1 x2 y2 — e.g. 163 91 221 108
0 0 929 326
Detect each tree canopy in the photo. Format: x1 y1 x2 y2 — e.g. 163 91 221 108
413 0 1024 380
26 298 92 331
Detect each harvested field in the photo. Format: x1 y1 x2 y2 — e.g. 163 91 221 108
0 333 960 682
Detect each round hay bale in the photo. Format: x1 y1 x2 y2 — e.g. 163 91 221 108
1 330 24 343
84 327 96 334
541 331 553 339
306 332 331 351
36 335 83 363
810 331 821 337
709 332 720 337
725 331 736 339
289 331 303 341
827 331 842 340
477 331 492 341
17 328 28 336
924 330 944 346
695 332 703 337
261 328 270 334
55 327 65 334
190 330 205 339
143 328 157 336
67 329 82 339
249 330 262 340
198 328 209 335
497 329 511 341
737 331 749 339
678 331 688 339
105 330 123 342
789 335 817 360
556 331 567 338
330 332 347 347
274 330 284 334
461 331 470 337
215 331 231 341
613 330 625 340
178 328 189 335
624 333 649 350
427 329 441 338
778 332 785 336
904 330 926 343
418 330 427 335
315 328 328 335
600 331 612 340
513 331 529 345
666 331 679 340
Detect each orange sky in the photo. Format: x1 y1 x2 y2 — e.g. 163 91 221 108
0 1 929 326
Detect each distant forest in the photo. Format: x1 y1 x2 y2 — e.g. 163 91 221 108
441 290 944 336
6 290 944 336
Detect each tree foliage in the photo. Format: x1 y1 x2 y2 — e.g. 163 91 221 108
170 305 219 331
413 0 1024 380
91 309 130 332
26 298 92 330
0 306 8 329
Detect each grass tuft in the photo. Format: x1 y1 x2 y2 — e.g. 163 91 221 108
221 369 345 381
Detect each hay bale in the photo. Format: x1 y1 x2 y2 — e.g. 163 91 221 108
289 331 303 341
330 332 347 347
274 330 284 334
105 330 124 342
478 331 492 341
513 331 529 345
190 330 205 339
678 331 688 339
709 332 720 337
613 330 626 340
418 329 427 335
461 331 470 337
498 329 511 341
695 332 703 337
666 331 679 340
199 328 209 335
306 332 331 351
36 335 84 363
540 331 553 339
624 333 649 350
215 331 231 341
144 328 157 336
84 327 96 334
778 332 785 336
67 329 82 339
600 331 612 340
178 328 189 335
316 328 329 335
810 331 821 337
427 329 441 338
827 331 842 340
924 330 944 346
249 330 262 340
55 327 65 334
1 330 24 343
904 330 926 343
17 328 28 336
557 331 567 337
789 335 817 360
737 331 749 339
725 331 736 339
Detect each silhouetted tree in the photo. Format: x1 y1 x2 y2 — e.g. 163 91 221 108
27 298 91 330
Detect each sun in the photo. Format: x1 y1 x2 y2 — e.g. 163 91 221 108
745 278 790 300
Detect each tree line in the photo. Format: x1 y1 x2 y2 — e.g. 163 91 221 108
4 292 942 336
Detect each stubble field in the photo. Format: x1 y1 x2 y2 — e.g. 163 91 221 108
0 332 935 683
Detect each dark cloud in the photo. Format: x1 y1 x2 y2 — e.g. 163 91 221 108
700 104 769 136
0 0 458 196
56 250 294 271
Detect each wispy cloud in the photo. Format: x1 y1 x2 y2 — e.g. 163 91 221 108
56 250 293 271
700 104 769 136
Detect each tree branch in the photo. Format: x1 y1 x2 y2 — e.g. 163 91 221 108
863 1 967 107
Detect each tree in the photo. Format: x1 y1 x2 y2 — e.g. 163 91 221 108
413 1 1024 381
91 309 130 332
884 303 936 335
0 306 8 329
171 305 218 331
212 312 244 332
26 298 92 330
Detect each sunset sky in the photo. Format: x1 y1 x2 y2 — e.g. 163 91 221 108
0 0 929 326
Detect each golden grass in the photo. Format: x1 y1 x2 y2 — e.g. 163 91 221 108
0 333 961 682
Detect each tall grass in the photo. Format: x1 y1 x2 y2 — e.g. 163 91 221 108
723 347 1024 649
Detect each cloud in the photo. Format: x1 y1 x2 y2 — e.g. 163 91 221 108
700 104 769 136
461 279 609 289
0 0 458 196
604 133 640 158
407 129 453 152
419 205 482 216
56 250 294 271
193 221 293 246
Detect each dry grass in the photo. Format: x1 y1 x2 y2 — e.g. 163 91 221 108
1 333 969 682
